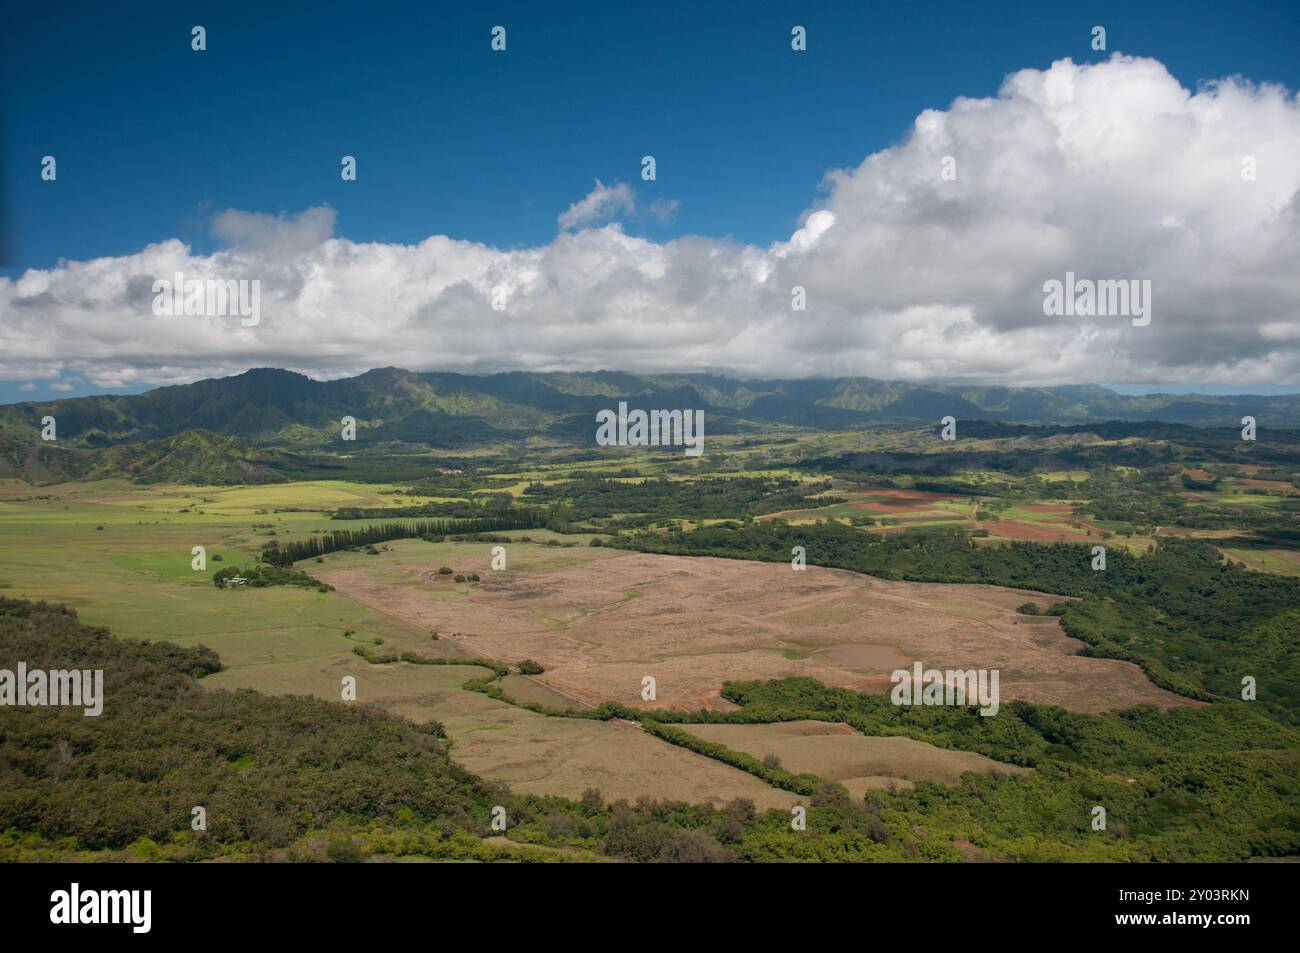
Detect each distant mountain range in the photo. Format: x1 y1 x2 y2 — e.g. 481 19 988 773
4 366 1296 445
1 367 1295 482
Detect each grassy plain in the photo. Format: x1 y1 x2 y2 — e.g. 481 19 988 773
315 541 1194 713
0 477 797 808
679 720 1029 799
3 429 1294 826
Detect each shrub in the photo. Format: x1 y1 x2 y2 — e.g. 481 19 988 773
212 563 333 591
518 659 545 675
325 838 364 863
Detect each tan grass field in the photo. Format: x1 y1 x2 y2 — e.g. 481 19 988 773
208 655 796 809
315 542 1197 714
680 720 1030 799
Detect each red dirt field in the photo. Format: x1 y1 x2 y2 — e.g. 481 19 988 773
980 519 1098 541
316 545 1199 716
855 489 963 512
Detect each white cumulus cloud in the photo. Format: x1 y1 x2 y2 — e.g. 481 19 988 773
557 180 636 231
2 54 1298 391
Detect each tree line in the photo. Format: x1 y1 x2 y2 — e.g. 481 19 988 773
260 513 547 565
614 521 1300 721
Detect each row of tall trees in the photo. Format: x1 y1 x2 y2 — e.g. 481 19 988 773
261 513 547 564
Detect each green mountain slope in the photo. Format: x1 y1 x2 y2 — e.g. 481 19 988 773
1 368 1295 463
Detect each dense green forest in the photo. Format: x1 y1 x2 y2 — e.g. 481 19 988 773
521 475 840 525
4 596 1297 863
1079 467 1300 529
675 678 1300 861
0 598 748 862
0 598 482 855
331 497 545 522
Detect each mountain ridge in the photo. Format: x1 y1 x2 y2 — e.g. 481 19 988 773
2 367 1296 454
2 367 1296 485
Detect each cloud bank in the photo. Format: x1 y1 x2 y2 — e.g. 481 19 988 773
3 54 1299 391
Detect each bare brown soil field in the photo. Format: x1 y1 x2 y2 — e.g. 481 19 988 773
854 489 963 512
315 543 1197 714
981 519 1096 542
680 720 1030 800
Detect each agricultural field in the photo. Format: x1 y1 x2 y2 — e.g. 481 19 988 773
3 419 1298 864
0 478 799 809
210 655 795 809
314 541 1194 713
761 486 1109 544
0 479 471 666
678 720 1029 799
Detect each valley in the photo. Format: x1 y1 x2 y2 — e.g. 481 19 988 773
2 372 1299 863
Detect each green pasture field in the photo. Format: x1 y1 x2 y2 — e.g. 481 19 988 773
3 419 1300 863
1039 470 1090 482
1183 489 1286 509
0 479 495 666
0 477 802 808
1217 544 1300 575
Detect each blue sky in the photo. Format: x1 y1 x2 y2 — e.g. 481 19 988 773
6 0 1298 266
2 0 1299 401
